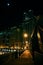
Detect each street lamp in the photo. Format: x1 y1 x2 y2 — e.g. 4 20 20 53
23 33 28 38
25 41 28 43
23 33 28 50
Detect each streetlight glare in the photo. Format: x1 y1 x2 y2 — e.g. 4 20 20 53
25 41 28 43
24 33 28 38
24 46 27 50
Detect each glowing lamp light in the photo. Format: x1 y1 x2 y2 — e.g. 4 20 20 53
24 46 27 50
24 33 28 38
15 46 17 49
25 41 28 43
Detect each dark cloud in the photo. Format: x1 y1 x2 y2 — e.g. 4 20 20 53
0 0 43 30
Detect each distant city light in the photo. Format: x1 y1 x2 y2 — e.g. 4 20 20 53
24 12 26 14
29 9 32 12
25 41 28 43
0 52 4 55
10 46 13 49
24 46 27 50
14 46 20 49
25 17 29 20
0 45 9 48
17 28 20 32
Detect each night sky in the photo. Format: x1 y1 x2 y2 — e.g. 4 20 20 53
0 0 43 31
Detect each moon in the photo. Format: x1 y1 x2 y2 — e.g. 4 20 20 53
7 3 10 6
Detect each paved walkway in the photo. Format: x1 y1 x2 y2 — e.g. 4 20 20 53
2 50 34 65
20 50 32 58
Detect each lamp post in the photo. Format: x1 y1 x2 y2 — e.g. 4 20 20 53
23 32 28 49
23 33 28 38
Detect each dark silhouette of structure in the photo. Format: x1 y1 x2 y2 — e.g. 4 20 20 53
31 16 43 65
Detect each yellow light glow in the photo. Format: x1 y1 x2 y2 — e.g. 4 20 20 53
24 46 27 50
15 46 17 49
0 45 9 48
10 46 13 49
37 32 40 39
24 33 28 38
25 41 28 43
14 46 20 49
0 52 4 55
